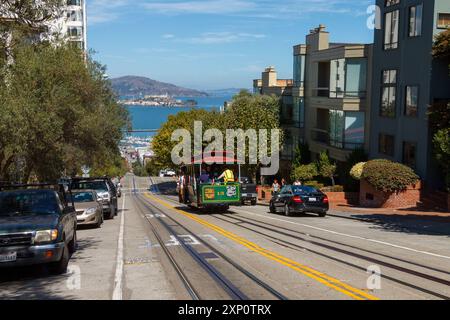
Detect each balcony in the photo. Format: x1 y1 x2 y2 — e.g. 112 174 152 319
311 128 364 151
311 88 367 99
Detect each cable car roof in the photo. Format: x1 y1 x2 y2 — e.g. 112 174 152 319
188 151 243 165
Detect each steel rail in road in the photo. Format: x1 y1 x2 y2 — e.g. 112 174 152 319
132 192 200 300
140 191 288 300
156 190 450 300
133 193 250 300
143 180 378 300
209 213 450 300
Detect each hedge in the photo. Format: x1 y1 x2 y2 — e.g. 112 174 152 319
361 159 419 193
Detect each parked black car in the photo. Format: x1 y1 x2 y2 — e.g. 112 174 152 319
0 183 77 274
71 177 118 219
269 185 329 217
240 177 257 206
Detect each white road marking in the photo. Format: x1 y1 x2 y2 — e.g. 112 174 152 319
112 194 126 300
232 208 450 260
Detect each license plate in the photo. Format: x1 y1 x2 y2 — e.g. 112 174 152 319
309 198 317 202
0 252 17 263
242 193 248 197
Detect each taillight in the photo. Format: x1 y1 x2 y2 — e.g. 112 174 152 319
323 196 329 204
293 196 303 203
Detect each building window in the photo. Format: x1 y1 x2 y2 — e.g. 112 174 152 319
344 112 365 150
67 0 81 5
67 27 82 37
379 134 395 157
409 4 423 37
329 110 345 149
384 10 399 50
381 70 397 118
293 97 305 128
293 54 305 87
437 13 450 29
329 59 345 98
385 0 400 7
405 86 419 117
403 142 417 169
67 10 83 22
345 58 368 98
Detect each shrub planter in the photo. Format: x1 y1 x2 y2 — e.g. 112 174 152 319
359 179 422 209
258 186 273 201
324 192 359 206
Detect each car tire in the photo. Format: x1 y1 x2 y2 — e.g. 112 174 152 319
251 200 257 206
96 215 103 228
269 202 276 213
319 212 327 218
68 231 77 254
284 204 292 217
49 243 70 275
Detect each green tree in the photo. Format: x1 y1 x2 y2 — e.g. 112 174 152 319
152 109 219 169
223 91 282 180
291 164 318 182
317 151 337 186
151 91 282 182
0 41 129 182
430 30 450 190
433 29 450 58
433 128 450 191
292 143 311 167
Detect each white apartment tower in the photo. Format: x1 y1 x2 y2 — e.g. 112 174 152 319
54 0 88 51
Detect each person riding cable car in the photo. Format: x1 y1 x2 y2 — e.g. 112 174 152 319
218 167 235 184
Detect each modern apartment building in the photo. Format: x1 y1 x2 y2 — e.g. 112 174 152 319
253 67 297 178
300 26 373 163
0 0 87 51
369 0 450 188
254 25 372 179
51 0 88 50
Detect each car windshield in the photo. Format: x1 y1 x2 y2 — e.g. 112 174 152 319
240 177 253 184
0 190 60 217
292 186 319 195
72 181 108 193
70 192 95 203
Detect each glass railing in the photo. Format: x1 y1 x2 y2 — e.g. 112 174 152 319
311 129 364 150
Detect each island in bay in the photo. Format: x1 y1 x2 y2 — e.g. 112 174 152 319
119 95 198 107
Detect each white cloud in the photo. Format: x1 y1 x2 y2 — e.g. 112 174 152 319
87 0 134 24
141 0 369 18
171 32 266 44
143 0 255 15
87 0 371 25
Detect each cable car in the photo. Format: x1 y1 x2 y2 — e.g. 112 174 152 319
178 151 242 212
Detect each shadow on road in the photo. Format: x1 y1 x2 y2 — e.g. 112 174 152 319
344 214 450 237
0 236 101 300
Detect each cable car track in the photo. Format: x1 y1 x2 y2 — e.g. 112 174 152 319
132 185 287 300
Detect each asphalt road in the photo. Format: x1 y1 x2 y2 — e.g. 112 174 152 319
1 174 450 300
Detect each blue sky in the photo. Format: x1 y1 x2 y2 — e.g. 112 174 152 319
87 0 375 90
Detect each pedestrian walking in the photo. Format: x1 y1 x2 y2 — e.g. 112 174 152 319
272 179 280 195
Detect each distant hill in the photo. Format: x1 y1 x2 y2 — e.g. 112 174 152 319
205 88 249 97
110 76 208 97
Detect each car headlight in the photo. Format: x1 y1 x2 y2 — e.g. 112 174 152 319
84 208 96 215
34 230 58 244
99 192 110 201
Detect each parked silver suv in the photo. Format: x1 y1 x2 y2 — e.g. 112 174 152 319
70 178 118 220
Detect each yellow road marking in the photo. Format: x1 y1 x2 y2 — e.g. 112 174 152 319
143 193 380 301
